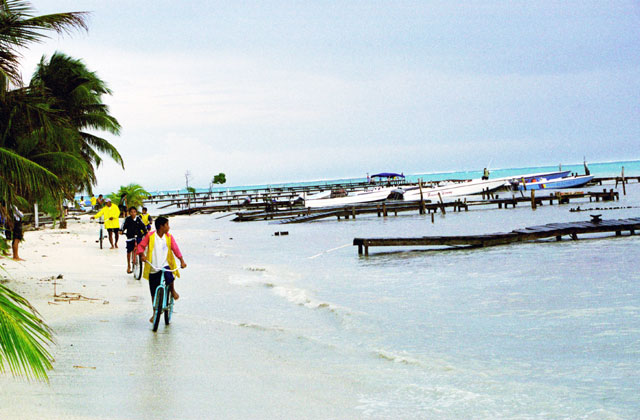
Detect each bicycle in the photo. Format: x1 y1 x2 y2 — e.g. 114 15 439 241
132 251 142 279
98 220 104 249
146 263 179 332
127 238 143 280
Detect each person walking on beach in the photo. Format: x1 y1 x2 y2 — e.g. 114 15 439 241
137 216 187 322
140 207 152 232
95 194 105 210
119 193 128 217
482 168 490 180
93 198 121 248
1 203 24 261
120 207 147 273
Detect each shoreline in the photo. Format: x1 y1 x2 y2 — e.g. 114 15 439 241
0 215 364 420
1 216 143 323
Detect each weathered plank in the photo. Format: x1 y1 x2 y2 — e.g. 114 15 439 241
354 217 640 255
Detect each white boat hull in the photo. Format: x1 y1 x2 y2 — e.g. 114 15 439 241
305 186 397 208
402 179 508 201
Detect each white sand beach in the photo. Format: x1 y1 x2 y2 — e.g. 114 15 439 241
0 216 362 420
1 216 136 322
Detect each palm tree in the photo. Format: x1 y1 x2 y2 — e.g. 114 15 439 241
29 52 124 227
0 74 64 209
0 0 88 86
109 183 150 209
0 1 90 381
30 52 123 172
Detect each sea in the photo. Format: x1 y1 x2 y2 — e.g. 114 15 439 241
10 160 640 419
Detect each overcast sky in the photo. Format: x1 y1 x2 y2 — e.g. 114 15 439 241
20 1 640 192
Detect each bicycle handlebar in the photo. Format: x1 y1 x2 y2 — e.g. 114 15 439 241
144 262 180 272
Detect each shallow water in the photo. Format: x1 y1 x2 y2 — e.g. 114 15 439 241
4 180 640 419
173 181 639 418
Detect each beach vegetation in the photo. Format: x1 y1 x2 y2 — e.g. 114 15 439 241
108 183 149 209
212 172 226 185
0 0 88 86
1 1 123 381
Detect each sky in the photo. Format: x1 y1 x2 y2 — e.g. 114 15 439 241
19 1 640 192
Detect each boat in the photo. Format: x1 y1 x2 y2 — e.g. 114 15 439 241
304 172 405 208
512 175 594 191
305 169 575 208
305 185 398 208
393 170 573 201
400 178 510 201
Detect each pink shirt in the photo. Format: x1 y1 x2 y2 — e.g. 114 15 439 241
136 230 183 260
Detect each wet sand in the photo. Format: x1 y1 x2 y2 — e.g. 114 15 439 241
0 216 361 420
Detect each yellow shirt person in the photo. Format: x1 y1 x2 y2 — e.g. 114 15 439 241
93 200 120 229
93 199 122 248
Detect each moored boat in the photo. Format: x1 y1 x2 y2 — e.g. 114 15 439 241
512 175 594 191
400 178 509 201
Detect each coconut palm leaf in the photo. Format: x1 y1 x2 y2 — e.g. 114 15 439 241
0 1 88 85
0 281 54 381
80 132 123 168
0 146 60 202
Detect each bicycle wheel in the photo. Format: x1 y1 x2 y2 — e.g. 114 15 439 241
99 227 103 249
164 294 174 325
152 287 163 332
133 255 142 280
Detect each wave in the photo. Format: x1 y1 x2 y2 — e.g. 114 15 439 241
228 266 353 317
269 283 341 312
373 349 455 372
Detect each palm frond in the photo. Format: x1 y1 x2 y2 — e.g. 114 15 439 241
80 132 123 168
0 146 60 201
0 1 89 85
0 281 54 381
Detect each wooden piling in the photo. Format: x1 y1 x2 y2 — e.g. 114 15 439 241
622 166 626 196
418 179 425 214
531 190 536 209
437 193 446 214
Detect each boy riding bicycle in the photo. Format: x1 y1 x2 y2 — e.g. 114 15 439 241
136 216 187 322
120 207 147 273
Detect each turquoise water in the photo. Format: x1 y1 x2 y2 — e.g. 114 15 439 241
156 179 640 418
150 159 639 195
34 163 640 418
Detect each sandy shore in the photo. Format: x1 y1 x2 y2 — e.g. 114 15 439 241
1 216 142 322
0 216 362 420
0 217 155 419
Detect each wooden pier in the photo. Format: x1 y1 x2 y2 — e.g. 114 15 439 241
145 176 640 216
150 175 624 217
229 190 618 223
353 216 640 255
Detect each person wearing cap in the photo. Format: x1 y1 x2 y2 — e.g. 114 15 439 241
93 198 121 248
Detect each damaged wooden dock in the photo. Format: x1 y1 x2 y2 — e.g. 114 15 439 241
353 216 640 255
230 190 618 223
